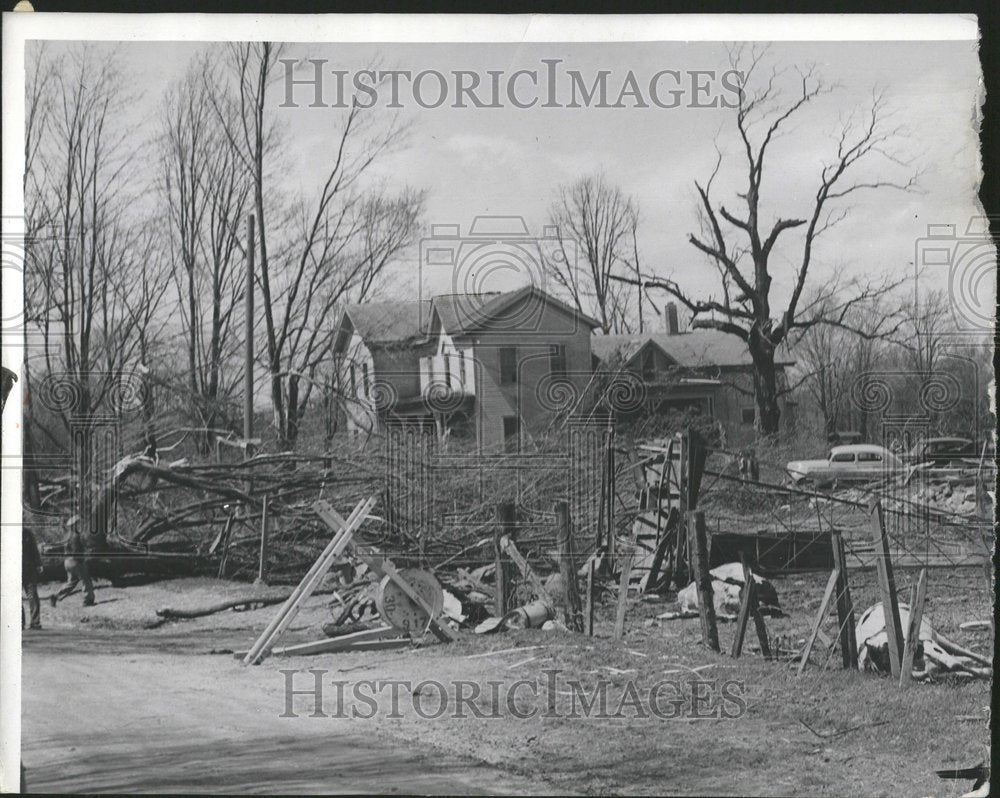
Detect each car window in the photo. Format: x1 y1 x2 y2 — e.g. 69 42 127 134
831 452 855 463
857 452 882 462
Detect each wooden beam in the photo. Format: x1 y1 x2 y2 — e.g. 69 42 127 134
830 529 858 670
731 568 754 658
613 543 634 641
499 535 550 604
797 568 840 675
494 503 517 617
899 568 928 688
217 513 235 579
691 511 720 652
868 500 904 679
731 554 768 659
257 494 269 583
243 497 370 665
273 626 399 657
555 501 583 633
584 558 595 637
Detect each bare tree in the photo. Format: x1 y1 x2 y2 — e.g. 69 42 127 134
24 45 176 538
897 288 954 380
21 43 60 509
209 44 424 449
159 56 251 450
614 46 919 435
26 46 153 419
546 175 639 334
792 290 899 437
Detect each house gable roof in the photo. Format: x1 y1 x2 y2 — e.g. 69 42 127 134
333 300 431 352
592 329 796 369
337 286 602 352
431 285 602 337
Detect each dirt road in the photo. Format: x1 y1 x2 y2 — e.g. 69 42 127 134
21 630 555 795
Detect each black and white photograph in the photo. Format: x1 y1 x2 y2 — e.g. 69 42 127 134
0 12 995 796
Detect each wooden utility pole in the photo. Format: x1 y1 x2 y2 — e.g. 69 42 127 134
244 214 255 458
555 501 583 632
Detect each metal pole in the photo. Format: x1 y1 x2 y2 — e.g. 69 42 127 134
244 214 255 457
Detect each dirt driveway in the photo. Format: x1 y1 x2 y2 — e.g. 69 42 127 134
21 630 558 795
19 571 992 796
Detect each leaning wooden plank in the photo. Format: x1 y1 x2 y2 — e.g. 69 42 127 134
730 564 755 658
233 637 413 659
273 626 398 656
868 500 904 679
831 529 858 669
242 498 365 665
613 543 635 640
691 511 720 653
797 568 840 675
257 496 376 655
642 508 679 593
318 504 458 643
243 497 372 666
499 535 551 604
899 569 927 688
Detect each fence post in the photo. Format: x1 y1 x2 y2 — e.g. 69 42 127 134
691 510 719 652
257 495 269 584
830 528 858 669
869 500 904 678
555 501 583 632
494 503 517 617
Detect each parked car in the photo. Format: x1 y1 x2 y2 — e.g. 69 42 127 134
786 444 904 488
904 437 976 467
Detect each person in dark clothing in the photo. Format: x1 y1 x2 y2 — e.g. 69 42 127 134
22 528 43 629
50 517 95 607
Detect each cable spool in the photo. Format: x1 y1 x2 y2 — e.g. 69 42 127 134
375 568 444 635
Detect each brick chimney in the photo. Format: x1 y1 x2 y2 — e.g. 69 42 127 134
664 302 680 335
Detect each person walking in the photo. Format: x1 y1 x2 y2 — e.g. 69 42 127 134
50 517 95 607
22 527 43 630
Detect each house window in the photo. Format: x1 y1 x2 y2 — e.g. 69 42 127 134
503 416 520 452
549 344 567 378
362 362 370 398
443 352 452 389
499 347 518 385
741 407 755 425
349 364 357 395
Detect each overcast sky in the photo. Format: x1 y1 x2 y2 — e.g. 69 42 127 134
35 37 985 322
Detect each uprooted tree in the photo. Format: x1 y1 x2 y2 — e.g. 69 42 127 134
614 46 919 435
